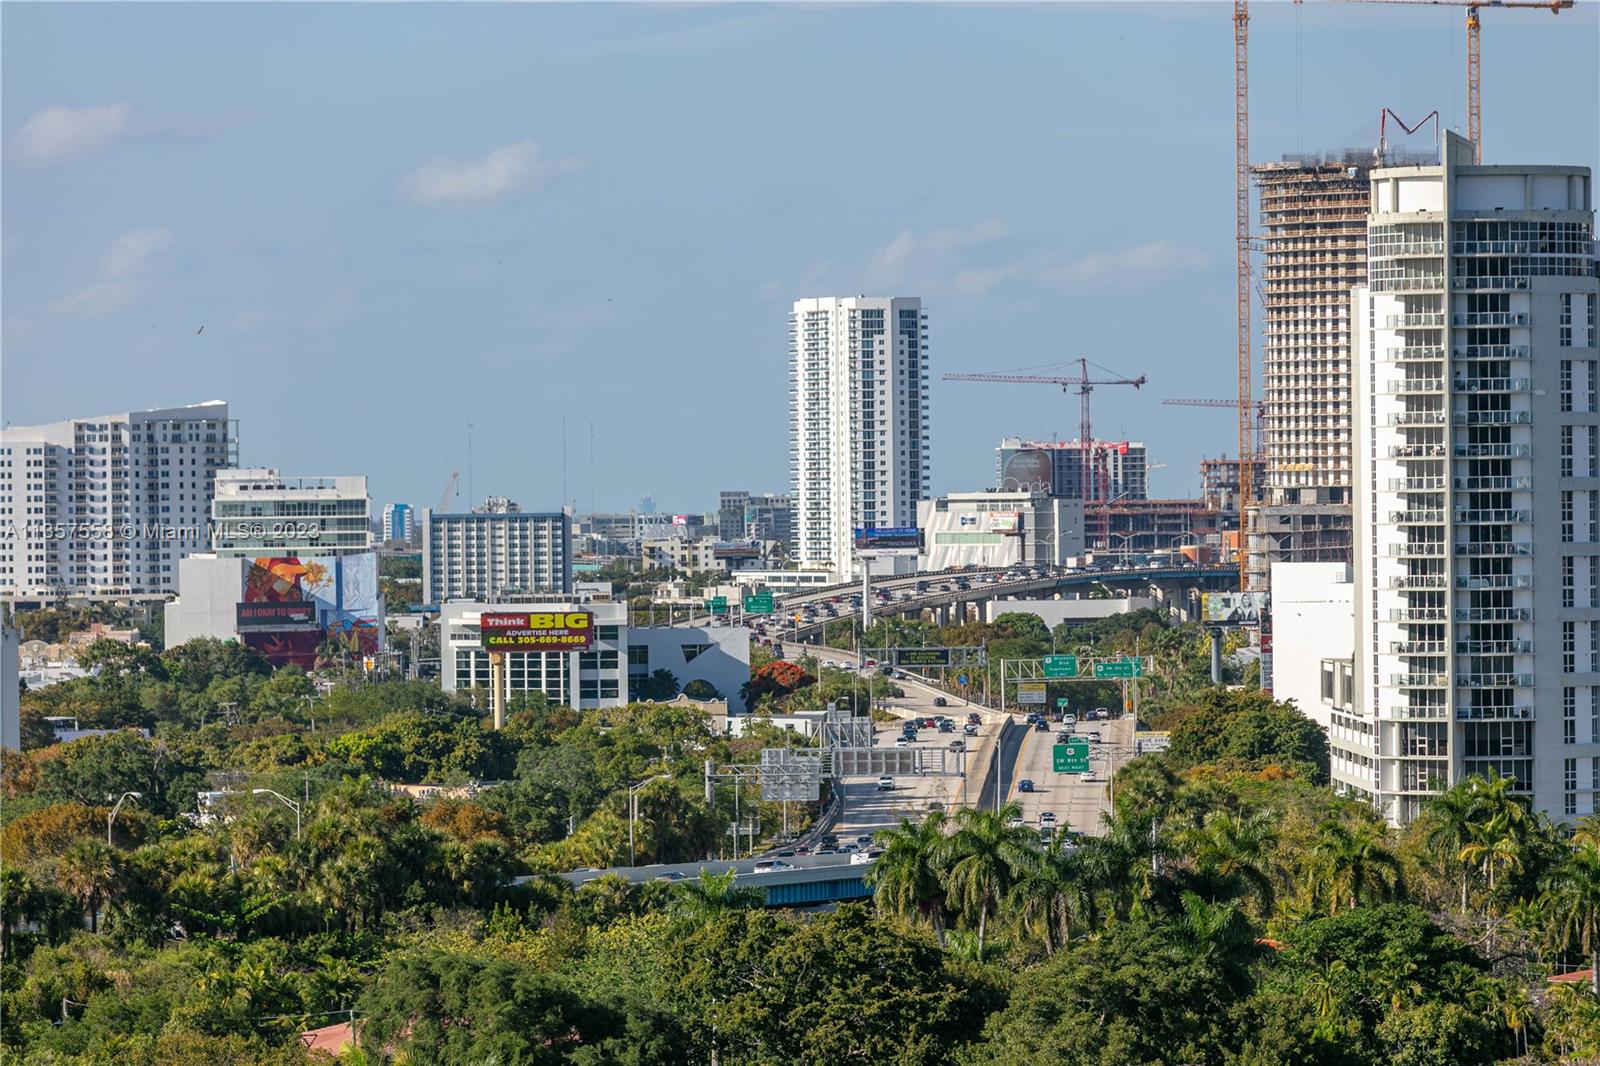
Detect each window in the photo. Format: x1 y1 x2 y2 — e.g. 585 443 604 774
627 645 649 668
1566 557 1577 607
680 642 712 662
1564 491 1575 543
1562 293 1574 347
1563 427 1575 478
1563 360 1575 411
1565 621 1577 673
1567 688 1578 744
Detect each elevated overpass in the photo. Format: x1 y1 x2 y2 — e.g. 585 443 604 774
542 854 873 907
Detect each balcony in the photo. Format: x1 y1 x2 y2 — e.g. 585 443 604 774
1456 705 1534 720
1389 411 1447 427
1388 543 1446 557
1390 575 1448 590
1393 640 1447 654
1455 673 1533 689
1455 345 1531 359
1391 673 1449 687
1390 607 1449 622
1386 313 1446 328
1390 477 1446 491
1454 574 1532 590
1454 312 1529 326
1386 346 1446 362
1454 377 1531 394
1452 410 1531 426
1453 275 1531 291
1454 607 1531 622
1455 541 1532 556
1453 508 1531 523
1376 276 1447 292
1390 509 1445 524
1453 443 1531 458
1391 444 1447 459
1455 639 1532 655
1453 475 1531 491
1387 379 1446 394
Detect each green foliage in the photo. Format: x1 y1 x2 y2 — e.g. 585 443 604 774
1163 686 1330 783
323 710 514 783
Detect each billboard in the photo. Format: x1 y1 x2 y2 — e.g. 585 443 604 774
236 601 317 629
1201 591 1269 626
999 449 1054 493
853 527 923 555
987 511 1022 533
1018 681 1047 705
480 610 595 650
240 554 383 669
1135 730 1172 755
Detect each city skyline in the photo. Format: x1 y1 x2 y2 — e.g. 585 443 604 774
4 3 1596 514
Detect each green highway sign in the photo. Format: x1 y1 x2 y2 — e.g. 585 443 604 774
1042 655 1078 678
1053 737 1091 774
1093 658 1144 679
705 596 729 614
1056 697 1070 709
743 592 775 614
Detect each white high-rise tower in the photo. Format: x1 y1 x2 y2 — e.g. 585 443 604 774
1350 131 1598 825
790 296 930 578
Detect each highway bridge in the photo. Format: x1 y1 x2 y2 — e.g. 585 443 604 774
543 853 874 907
768 565 1238 639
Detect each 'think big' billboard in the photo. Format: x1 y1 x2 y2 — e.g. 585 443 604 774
479 611 595 650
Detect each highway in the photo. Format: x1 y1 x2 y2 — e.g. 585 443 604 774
1004 711 1137 838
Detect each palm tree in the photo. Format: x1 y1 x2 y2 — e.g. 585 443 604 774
1005 833 1091 955
1181 808 1280 916
1572 814 1600 850
933 803 1037 959
1545 841 1600 994
56 839 120 933
1310 815 1403 914
866 812 948 933
1459 825 1524 902
1420 780 1480 914
1173 891 1260 995
669 869 763 918
0 866 37 959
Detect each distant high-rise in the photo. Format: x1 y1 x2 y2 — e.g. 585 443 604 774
211 469 373 558
790 297 930 576
383 503 415 544
1350 132 1598 825
0 401 234 600
717 490 793 544
422 500 572 605
995 438 1148 501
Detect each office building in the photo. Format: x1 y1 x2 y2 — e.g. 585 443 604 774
438 600 750 712
717 491 793 544
1351 132 1598 824
791 296 931 578
382 503 415 545
918 491 1084 571
0 401 234 601
422 499 572 605
211 469 371 559
996 438 1147 501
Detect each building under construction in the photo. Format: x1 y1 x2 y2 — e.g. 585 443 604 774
1246 153 1373 587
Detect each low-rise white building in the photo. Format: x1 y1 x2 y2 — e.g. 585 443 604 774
439 602 752 712
212 468 372 558
918 490 1084 571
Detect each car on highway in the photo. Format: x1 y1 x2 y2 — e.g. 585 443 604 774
1034 720 1049 732
752 860 797 874
820 834 838 848
1018 779 1035 793
927 800 944 812
964 724 978 736
967 712 981 724
895 736 909 748
1085 731 1101 743
841 843 860 854
933 697 948 707
938 721 954 733
855 835 875 846
876 776 895 791
1005 814 1025 829
815 847 837 855
655 871 687 881
864 658 878 669
1062 713 1077 727
948 740 965 752
1083 770 1100 783
1040 812 1056 826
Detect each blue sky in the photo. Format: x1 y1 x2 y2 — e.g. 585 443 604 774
4 2 1595 513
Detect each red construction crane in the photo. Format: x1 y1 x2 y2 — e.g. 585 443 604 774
943 359 1148 503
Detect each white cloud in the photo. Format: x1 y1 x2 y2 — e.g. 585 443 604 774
12 103 134 165
1039 240 1208 286
873 219 1009 273
400 141 585 206
50 227 174 318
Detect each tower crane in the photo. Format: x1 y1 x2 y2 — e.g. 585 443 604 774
437 472 460 513
943 359 1147 503
1234 0 1251 590
1162 398 1267 493
1339 0 1573 164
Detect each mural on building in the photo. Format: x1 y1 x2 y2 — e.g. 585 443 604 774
239 554 382 668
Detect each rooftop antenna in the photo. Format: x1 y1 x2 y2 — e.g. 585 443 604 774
588 421 595 517
562 415 569 512
467 421 474 510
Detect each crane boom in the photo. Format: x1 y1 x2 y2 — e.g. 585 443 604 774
1338 0 1573 164
943 359 1147 504
438 472 460 513
1234 0 1252 590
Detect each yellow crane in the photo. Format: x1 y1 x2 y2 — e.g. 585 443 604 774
1339 0 1574 163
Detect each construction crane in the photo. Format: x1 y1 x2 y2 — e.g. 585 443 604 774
1162 398 1267 476
1340 0 1573 164
1234 0 1251 590
943 359 1147 503
437 472 460 513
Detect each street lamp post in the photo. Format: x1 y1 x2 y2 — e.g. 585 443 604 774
626 774 672 867
251 788 303 840
106 791 141 845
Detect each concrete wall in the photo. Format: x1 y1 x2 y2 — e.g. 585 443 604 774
982 596 1160 627
630 626 751 712
165 555 249 647
1269 562 1355 732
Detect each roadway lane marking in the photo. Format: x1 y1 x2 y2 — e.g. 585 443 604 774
1009 720 1038 803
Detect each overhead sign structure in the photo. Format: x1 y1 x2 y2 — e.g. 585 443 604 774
1093 658 1144 679
1053 737 1091 774
760 749 822 802
743 592 775 614
894 647 952 667
480 611 594 650
1017 681 1047 705
853 526 923 556
1135 730 1173 755
1202 591 1268 626
1042 655 1078 678
705 596 729 615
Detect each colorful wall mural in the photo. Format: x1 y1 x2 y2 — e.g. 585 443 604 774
237 554 383 669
